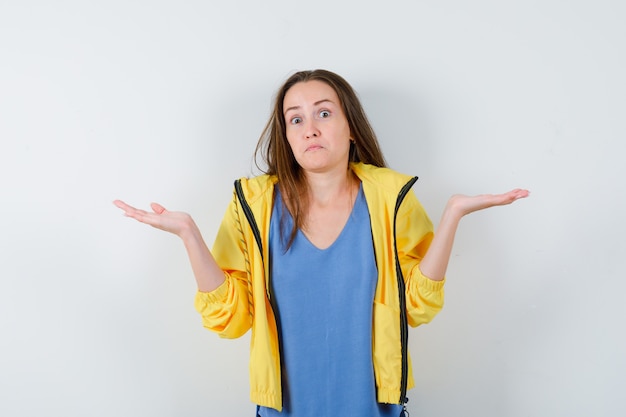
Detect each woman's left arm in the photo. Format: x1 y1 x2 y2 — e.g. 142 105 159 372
418 189 529 282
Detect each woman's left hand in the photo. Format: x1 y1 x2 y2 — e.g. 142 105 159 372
447 188 530 219
418 188 530 281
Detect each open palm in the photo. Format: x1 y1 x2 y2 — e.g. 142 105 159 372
448 188 530 218
113 200 195 237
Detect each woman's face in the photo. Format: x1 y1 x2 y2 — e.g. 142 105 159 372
283 80 352 175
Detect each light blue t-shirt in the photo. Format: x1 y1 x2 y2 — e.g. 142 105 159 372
258 185 402 417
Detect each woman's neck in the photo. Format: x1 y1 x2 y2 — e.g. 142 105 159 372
304 167 359 207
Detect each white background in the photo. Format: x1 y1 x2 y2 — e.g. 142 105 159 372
1 1 624 416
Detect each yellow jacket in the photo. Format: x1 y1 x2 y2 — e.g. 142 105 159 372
194 162 445 411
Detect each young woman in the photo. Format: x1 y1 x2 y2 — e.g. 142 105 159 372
114 69 528 416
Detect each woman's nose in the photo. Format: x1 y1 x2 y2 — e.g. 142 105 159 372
304 120 320 138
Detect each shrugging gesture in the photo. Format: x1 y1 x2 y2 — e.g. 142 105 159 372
114 69 530 414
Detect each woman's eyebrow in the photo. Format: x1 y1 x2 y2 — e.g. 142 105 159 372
284 99 334 115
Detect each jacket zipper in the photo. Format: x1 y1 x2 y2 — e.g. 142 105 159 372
235 179 264 263
393 176 419 404
234 180 278 309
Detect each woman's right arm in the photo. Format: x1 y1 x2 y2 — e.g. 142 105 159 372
112 200 225 292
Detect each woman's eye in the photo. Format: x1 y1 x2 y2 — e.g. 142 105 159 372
290 117 302 125
319 110 330 118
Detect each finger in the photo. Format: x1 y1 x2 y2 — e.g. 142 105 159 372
113 199 130 210
150 202 167 214
113 199 141 214
509 189 530 200
113 200 154 223
497 189 530 205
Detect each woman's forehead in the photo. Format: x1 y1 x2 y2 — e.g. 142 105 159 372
283 80 339 109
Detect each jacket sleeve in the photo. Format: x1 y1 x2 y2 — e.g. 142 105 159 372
193 191 253 338
396 190 445 327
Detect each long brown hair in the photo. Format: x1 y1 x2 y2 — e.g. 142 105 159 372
254 69 387 247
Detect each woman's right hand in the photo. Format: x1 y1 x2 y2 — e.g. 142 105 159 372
113 200 196 238
114 199 225 292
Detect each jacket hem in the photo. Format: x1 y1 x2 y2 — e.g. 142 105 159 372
251 391 282 412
